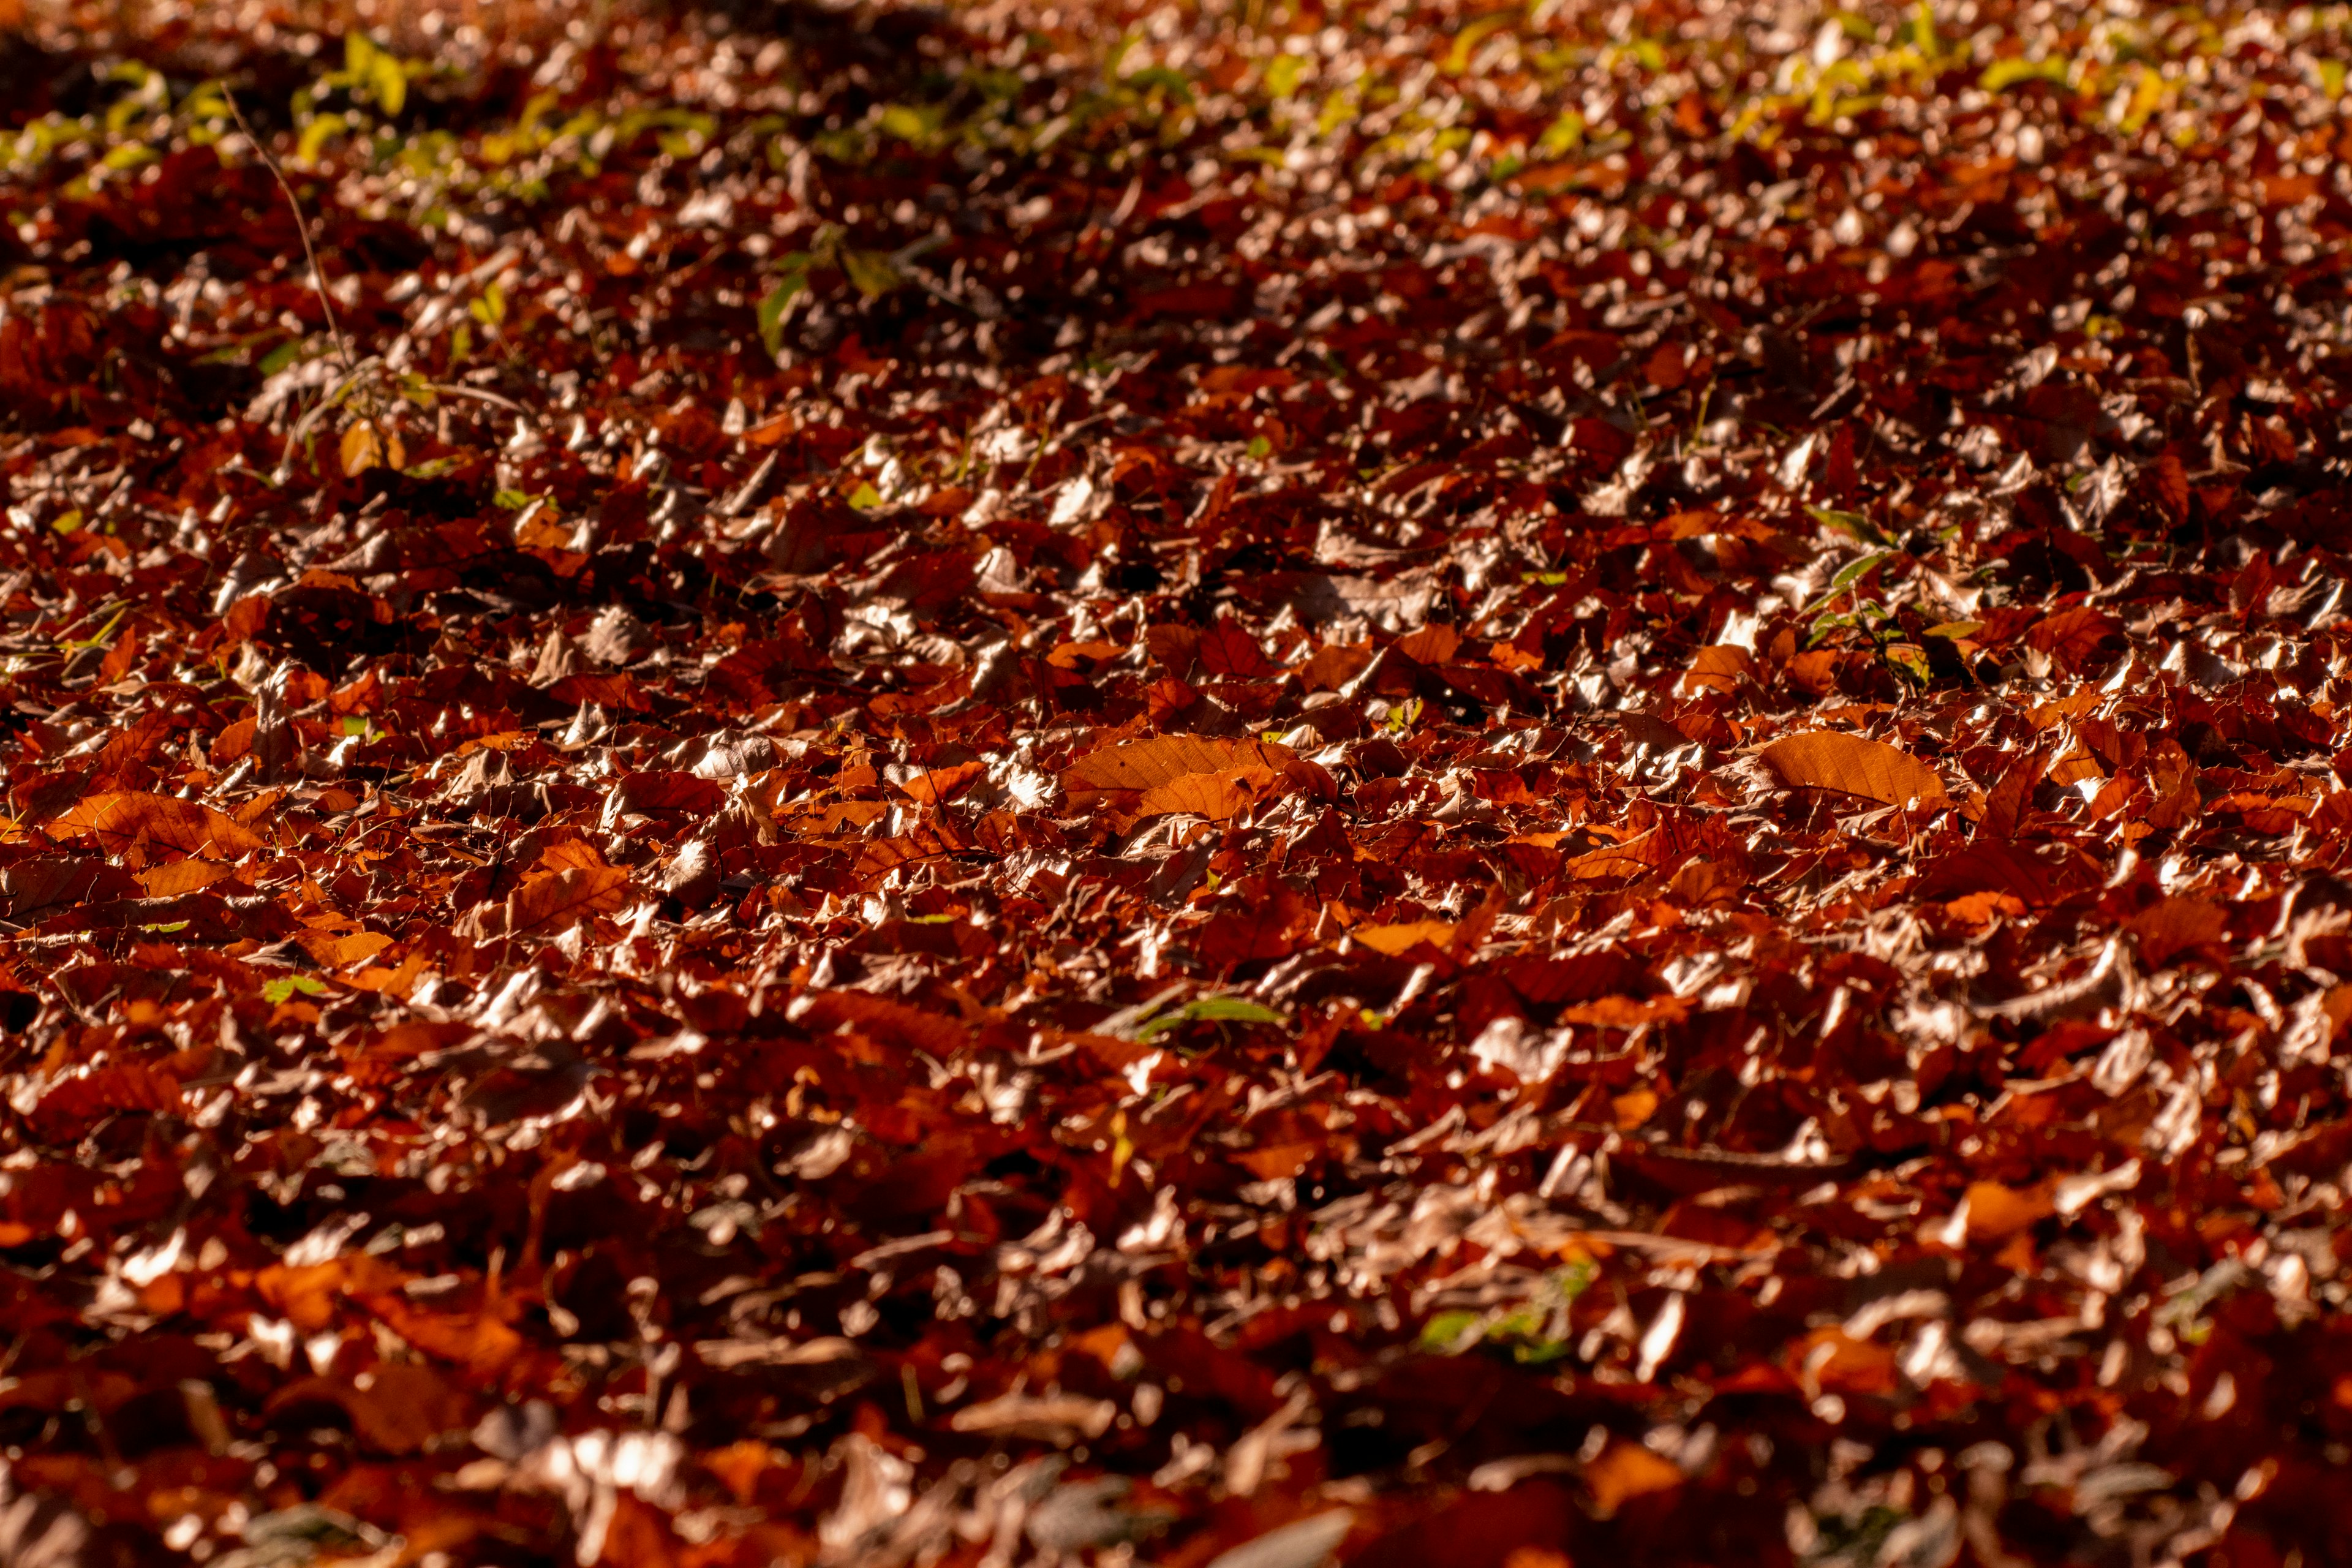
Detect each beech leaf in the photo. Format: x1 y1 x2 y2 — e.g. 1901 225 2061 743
50 791 269 858
1760 731 1951 808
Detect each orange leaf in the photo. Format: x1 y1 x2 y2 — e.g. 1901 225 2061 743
295 930 398 969
1394 623 1463 666
138 859 237 899
1583 1440 1683 1517
1760 731 1950 809
538 838 611 873
1234 1141 1316 1180
787 799 891 835
1061 734 1297 796
1961 1180 2051 1242
1046 639 1127 671
1350 919 1455 956
1298 642 1375 692
1197 622 1273 677
50 791 269 858
1679 644 1751 695
2127 895 2226 967
96 628 141 687
898 761 987 804
507 865 635 934
1136 765 1277 822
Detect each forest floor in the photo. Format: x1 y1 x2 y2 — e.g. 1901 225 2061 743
2 1 2351 1565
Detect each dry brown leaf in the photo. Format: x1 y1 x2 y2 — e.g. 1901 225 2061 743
1760 731 1950 808
538 838 611 873
1680 644 1752 695
294 930 399 969
1350 919 1455 956
897 760 987 804
1961 1180 2051 1242
948 1392 1116 1442
138 858 238 898
50 791 269 858
507 865 635 933
786 799 891 835
2127 895 2226 967
1061 733 1297 796
1583 1440 1683 1516
1136 764 1278 821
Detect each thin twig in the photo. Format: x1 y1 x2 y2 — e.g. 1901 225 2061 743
221 84 355 378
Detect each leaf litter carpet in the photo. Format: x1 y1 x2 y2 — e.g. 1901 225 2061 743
2 1 2352 1565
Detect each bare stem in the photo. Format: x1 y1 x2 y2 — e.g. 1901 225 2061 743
221 85 355 378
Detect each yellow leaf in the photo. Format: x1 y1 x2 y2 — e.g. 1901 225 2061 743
1760 730 1950 808
339 423 383 477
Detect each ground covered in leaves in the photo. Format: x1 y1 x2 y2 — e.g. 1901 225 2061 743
4 0 2352 1564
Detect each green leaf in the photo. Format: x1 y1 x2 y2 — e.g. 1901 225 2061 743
1885 643 1934 683
1806 506 1894 546
840 249 902 300
757 272 807 358
1266 53 1309 98
877 102 944 146
1418 1311 1483 1353
1443 12 1515 74
1534 109 1585 159
1245 434 1272 460
1804 549 1892 612
263 974 330 1004
1980 56 2071 93
372 50 407 118
848 481 884 511
1122 66 1195 107
1135 995 1286 1042
296 113 350 164
1905 0 1940 56
1316 87 1360 138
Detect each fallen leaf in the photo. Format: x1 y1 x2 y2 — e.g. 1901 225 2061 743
1760 731 1950 808
50 792 269 858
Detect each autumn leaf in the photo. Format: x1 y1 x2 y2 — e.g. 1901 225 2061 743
1679 644 1752 695
506 865 636 933
1583 1441 1683 1517
2128 895 2226 967
11 6 2352 1562
1350 919 1455 956
1759 731 1951 809
1061 734 1297 797
1135 764 1278 821
50 791 269 858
